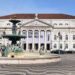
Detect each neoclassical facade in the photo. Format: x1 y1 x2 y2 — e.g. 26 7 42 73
0 14 75 52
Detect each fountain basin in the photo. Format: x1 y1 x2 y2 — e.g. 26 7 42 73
0 52 61 64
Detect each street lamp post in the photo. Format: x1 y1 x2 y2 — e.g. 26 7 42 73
50 40 52 53
64 40 66 52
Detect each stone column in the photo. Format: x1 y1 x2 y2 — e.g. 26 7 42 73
45 30 46 52
39 30 40 51
32 30 34 51
26 30 29 52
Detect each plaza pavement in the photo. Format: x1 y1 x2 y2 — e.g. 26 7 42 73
0 54 75 75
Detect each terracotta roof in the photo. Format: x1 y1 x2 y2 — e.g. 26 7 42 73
0 14 35 19
0 14 75 19
38 14 75 19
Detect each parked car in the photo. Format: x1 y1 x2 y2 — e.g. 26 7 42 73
65 51 75 54
51 50 65 54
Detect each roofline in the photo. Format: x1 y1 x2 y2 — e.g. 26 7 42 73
0 13 75 19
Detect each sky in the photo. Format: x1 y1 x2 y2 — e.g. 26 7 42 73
0 0 75 16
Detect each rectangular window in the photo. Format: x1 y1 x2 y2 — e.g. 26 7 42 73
59 35 62 40
65 44 68 49
73 44 75 48
60 44 62 49
54 35 57 40
65 23 68 25
54 23 57 25
73 35 75 40
48 34 50 41
59 23 63 25
54 44 57 48
65 35 68 40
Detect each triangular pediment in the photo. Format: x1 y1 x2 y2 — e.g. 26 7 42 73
21 19 53 28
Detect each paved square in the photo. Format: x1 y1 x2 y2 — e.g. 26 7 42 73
0 54 75 75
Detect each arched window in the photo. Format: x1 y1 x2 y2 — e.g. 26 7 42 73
34 30 39 38
28 30 33 38
40 30 45 38
22 30 27 37
22 30 26 35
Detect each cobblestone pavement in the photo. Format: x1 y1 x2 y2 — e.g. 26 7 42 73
0 54 75 75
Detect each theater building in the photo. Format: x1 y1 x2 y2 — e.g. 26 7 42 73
0 14 75 52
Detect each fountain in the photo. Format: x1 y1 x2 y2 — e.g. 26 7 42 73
2 17 25 57
0 17 61 64
3 19 25 45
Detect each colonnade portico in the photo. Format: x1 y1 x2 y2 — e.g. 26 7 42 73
22 29 51 52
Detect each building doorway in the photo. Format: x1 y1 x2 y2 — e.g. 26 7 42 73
23 43 26 50
28 43 32 51
35 43 38 50
47 44 50 50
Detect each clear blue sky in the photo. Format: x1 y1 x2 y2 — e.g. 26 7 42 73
0 0 75 16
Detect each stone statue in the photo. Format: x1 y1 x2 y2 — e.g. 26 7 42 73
39 45 45 55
